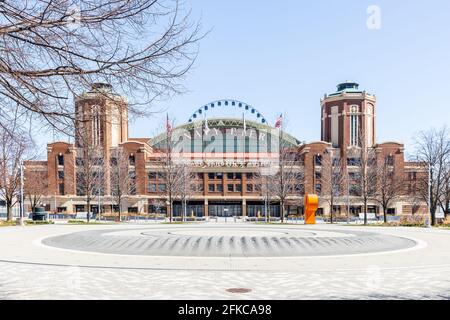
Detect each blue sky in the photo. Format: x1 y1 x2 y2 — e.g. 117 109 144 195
38 1 450 157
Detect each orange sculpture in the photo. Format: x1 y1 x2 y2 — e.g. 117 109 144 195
304 194 318 225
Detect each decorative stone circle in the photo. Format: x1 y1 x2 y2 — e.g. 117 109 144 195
41 226 417 257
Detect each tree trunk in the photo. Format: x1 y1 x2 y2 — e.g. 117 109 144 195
6 203 13 222
87 199 90 223
330 198 334 224
383 207 387 223
280 202 284 223
364 201 368 225
118 200 122 223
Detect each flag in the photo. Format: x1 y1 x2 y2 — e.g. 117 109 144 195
166 113 172 134
274 113 283 129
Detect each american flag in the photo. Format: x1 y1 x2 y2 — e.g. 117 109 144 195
274 113 283 129
166 113 172 134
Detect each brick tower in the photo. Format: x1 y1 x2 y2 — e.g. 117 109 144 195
320 81 376 151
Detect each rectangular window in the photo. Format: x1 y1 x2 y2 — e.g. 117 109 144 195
227 173 234 180
235 173 242 179
236 184 242 192
228 184 234 192
217 184 223 192
58 171 64 179
57 154 64 166
387 208 396 215
208 173 215 180
247 184 254 192
315 171 321 180
315 155 322 166
246 173 253 180
315 184 322 195
148 172 157 180
148 184 156 192
129 155 135 166
347 157 361 166
58 183 65 195
158 184 166 192
208 184 215 192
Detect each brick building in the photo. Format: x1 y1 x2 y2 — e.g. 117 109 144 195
24 82 428 218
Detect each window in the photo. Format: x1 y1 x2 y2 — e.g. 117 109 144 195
57 154 64 166
247 184 254 192
58 183 65 195
387 208 396 215
217 184 223 192
227 173 234 179
315 184 321 195
235 173 242 179
246 173 254 180
349 184 361 196
147 184 157 192
349 172 360 180
208 172 222 180
129 155 135 166
228 184 234 192
409 172 417 180
385 155 394 166
315 171 321 180
236 184 242 192
347 157 361 166
148 172 157 180
158 184 166 192
58 171 64 179
110 157 117 166
349 105 359 146
315 155 322 166
208 184 215 192
196 173 203 180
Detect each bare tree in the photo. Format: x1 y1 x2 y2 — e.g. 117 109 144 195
321 150 345 224
413 126 450 225
75 126 104 223
0 0 203 135
272 139 304 223
24 168 48 214
255 168 277 221
0 122 34 221
372 157 404 223
349 130 377 225
174 160 195 221
110 147 136 222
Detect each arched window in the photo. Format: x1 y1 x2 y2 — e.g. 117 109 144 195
91 105 102 146
349 105 359 146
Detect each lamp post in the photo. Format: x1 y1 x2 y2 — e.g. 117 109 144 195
427 161 432 228
18 161 25 226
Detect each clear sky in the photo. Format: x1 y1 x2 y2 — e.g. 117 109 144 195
36 0 450 158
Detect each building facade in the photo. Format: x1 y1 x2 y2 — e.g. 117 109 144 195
24 82 428 219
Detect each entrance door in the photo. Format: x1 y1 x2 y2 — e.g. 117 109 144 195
208 203 242 217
